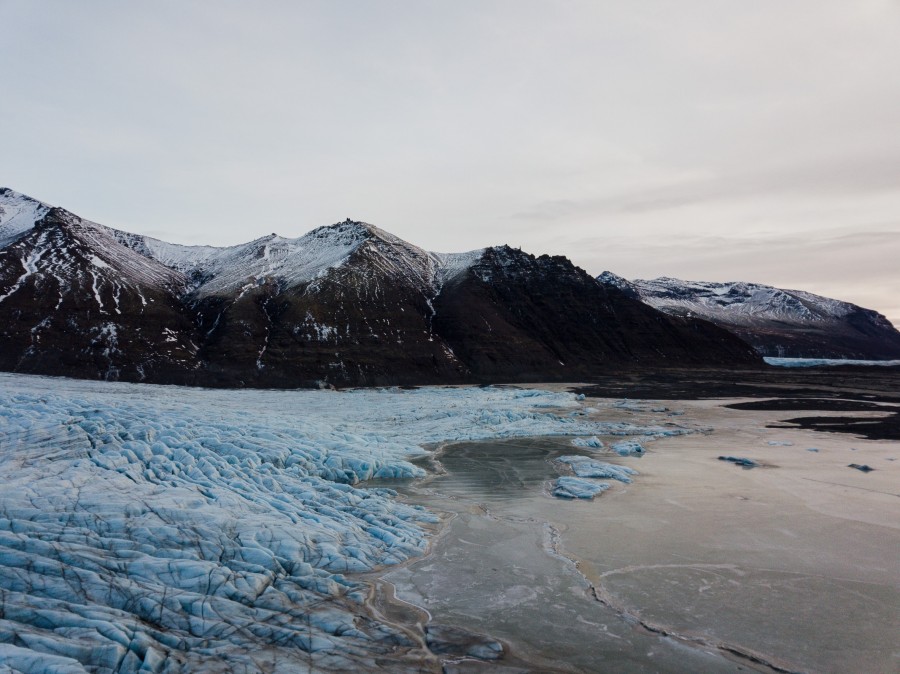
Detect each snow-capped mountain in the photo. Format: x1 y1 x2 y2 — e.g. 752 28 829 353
0 188 760 386
0 188 50 246
597 272 900 360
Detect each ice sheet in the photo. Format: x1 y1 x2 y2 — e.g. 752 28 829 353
0 374 672 672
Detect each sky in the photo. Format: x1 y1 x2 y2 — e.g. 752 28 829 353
2 1 899 325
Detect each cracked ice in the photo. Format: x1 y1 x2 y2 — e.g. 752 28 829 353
0 375 677 672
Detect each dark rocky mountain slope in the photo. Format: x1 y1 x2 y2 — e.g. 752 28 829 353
0 188 761 387
434 247 758 380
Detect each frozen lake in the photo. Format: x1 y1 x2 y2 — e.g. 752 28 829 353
379 400 900 673
377 437 753 673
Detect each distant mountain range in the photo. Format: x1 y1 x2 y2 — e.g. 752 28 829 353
0 188 761 387
597 272 900 360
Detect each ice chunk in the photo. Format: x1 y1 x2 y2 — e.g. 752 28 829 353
571 436 604 448
556 456 637 483
611 440 645 456
552 476 611 500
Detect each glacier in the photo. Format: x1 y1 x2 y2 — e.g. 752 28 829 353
611 439 646 456
0 374 679 672
552 477 611 500
764 357 900 368
555 456 638 483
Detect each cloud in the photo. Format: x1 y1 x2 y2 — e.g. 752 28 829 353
513 151 900 222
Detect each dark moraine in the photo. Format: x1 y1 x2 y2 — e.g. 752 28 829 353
724 399 900 441
573 366 900 403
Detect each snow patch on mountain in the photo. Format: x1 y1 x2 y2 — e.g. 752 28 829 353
0 188 51 247
433 249 486 286
0 190 493 304
595 272 900 359
626 276 859 325
610 275 883 328
127 221 486 300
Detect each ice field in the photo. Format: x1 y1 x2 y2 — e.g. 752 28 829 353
0 375 679 673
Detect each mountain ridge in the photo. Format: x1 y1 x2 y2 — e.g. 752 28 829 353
0 188 761 386
597 272 900 360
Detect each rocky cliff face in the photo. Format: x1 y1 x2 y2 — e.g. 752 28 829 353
434 248 758 381
0 188 761 387
598 272 900 360
0 204 200 383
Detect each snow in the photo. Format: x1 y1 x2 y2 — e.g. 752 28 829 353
1 191 492 310
0 246 40 304
432 249 485 286
595 271 634 294
122 223 488 303
57 211 187 292
616 275 860 325
765 357 900 368
89 254 109 269
0 189 51 247
130 222 426 299
0 375 675 672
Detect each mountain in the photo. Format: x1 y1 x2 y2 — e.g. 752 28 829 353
0 188 760 387
597 272 900 360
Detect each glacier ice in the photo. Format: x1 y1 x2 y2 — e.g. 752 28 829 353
765 357 900 368
611 440 645 456
0 374 677 672
552 477 611 500
556 456 637 483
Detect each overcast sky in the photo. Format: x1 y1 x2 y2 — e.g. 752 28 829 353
2 1 899 324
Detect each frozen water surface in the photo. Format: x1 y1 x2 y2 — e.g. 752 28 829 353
379 438 752 673
380 401 900 674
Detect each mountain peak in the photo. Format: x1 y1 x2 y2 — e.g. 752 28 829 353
615 275 900 359
597 270 630 285
596 271 640 299
0 188 51 246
